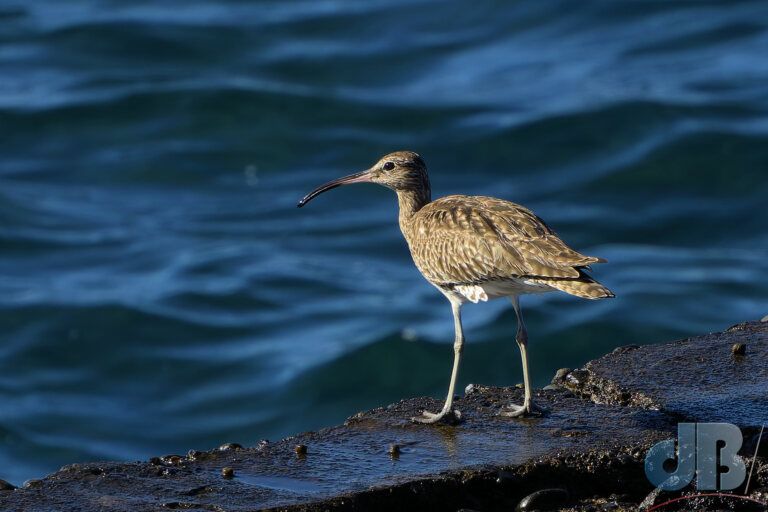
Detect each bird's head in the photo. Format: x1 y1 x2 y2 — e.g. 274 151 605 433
297 151 430 207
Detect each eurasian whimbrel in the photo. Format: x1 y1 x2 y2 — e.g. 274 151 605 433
298 151 613 424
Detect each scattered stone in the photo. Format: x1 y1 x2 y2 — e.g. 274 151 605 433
551 367 571 386
187 450 204 461
387 444 400 458
218 443 242 451
612 345 639 355
516 488 569 511
294 444 307 456
22 480 41 489
732 342 747 356
221 467 234 479
566 369 589 387
762 315 768 322
257 439 269 450
345 412 365 424
160 455 183 465
464 383 490 394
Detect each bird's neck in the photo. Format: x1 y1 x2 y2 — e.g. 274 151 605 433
396 188 430 233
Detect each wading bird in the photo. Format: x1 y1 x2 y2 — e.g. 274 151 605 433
298 151 613 424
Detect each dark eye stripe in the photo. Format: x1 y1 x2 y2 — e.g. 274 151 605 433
383 161 395 171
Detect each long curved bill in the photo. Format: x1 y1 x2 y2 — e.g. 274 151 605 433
297 170 372 207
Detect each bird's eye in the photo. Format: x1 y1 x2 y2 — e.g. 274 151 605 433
383 161 395 171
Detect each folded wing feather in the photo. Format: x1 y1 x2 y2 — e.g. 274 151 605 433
405 195 606 287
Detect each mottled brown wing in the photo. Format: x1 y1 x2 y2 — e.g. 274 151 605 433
406 195 605 286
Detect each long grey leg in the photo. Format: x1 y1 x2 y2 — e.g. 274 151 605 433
412 298 464 424
500 296 544 417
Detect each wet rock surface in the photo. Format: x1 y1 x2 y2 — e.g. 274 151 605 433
1 321 767 512
561 320 768 429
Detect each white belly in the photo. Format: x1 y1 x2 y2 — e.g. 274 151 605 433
453 278 554 304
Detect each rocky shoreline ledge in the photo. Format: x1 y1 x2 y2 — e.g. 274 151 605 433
1 321 767 511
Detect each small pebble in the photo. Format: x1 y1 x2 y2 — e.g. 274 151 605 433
294 444 307 456
218 443 242 451
464 383 476 395
221 467 234 479
257 439 269 450
23 479 42 489
566 369 589 387
732 343 747 356
516 488 569 511
160 455 182 465
551 367 571 384
187 450 204 461
388 444 401 458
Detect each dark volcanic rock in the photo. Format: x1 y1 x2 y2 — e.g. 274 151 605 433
0 388 672 512
562 320 768 428
1 321 766 512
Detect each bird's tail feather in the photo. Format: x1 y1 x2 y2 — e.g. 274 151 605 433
532 270 614 300
545 279 614 299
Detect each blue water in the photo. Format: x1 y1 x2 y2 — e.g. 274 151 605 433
1 0 767 485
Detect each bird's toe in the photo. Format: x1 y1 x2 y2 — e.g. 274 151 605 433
410 409 462 425
499 402 546 418
498 404 526 418
410 411 440 424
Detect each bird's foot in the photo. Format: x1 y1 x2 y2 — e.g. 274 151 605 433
411 408 462 425
499 401 547 418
